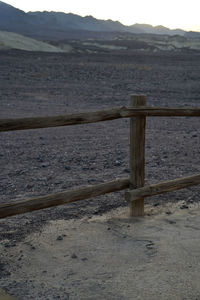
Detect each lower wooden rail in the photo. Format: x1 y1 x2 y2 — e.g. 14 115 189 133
125 174 200 202
0 178 129 219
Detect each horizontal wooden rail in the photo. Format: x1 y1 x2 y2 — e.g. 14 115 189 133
0 177 129 219
125 174 200 202
1 106 200 132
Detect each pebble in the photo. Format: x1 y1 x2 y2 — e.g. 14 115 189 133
81 257 88 261
82 167 89 171
4 241 16 248
169 220 176 224
114 160 121 166
41 163 49 168
26 184 34 189
180 204 189 209
57 236 63 241
71 253 78 259
65 165 71 171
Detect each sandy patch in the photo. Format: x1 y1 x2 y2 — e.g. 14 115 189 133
0 31 72 52
1 202 200 299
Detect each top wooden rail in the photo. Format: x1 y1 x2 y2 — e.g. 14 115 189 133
0 106 200 132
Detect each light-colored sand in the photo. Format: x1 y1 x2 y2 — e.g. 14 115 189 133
0 288 15 300
1 201 200 299
0 31 72 52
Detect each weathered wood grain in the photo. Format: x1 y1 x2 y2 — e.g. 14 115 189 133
125 174 200 202
0 178 130 219
0 106 200 132
129 95 146 216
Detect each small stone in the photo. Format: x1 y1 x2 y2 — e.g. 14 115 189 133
166 211 172 215
41 163 48 168
65 166 71 171
82 167 89 171
57 236 63 241
153 203 159 207
114 160 121 166
81 257 88 261
180 204 189 209
26 184 33 189
169 220 176 224
71 253 78 259
123 168 130 173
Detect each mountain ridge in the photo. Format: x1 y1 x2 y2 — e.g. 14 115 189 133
0 1 199 40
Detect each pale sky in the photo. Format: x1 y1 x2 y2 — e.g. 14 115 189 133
4 0 200 32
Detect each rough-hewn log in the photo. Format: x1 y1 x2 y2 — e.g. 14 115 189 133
129 95 146 216
1 106 200 132
125 174 200 202
0 107 124 132
122 107 200 117
0 178 130 219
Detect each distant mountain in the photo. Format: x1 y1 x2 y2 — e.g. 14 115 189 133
185 31 200 39
0 1 36 33
0 0 199 40
132 24 185 36
28 12 128 32
0 1 143 38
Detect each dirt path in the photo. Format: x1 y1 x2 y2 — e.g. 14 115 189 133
1 202 200 299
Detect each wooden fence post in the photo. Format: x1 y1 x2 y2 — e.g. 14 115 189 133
129 94 146 216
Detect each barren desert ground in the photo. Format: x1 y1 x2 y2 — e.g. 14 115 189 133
0 49 200 299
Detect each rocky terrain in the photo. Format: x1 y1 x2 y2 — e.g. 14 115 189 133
0 47 200 298
62 34 200 53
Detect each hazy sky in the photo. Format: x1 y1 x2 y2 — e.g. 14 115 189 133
4 0 200 31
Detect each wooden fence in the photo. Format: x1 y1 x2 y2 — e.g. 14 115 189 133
0 94 200 219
